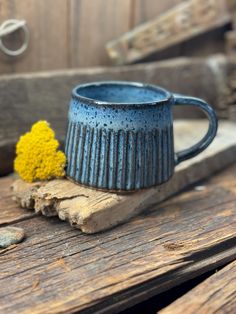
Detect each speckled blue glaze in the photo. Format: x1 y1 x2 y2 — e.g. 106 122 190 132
65 81 217 191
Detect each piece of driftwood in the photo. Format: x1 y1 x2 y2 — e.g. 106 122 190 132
106 0 231 65
160 260 236 314
12 120 236 233
1 163 236 313
0 55 230 176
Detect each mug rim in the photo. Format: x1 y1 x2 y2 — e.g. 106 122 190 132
72 81 172 107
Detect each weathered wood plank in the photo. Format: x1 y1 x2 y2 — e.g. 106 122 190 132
0 0 232 74
0 0 69 73
160 260 236 314
130 0 183 61
11 120 236 233
69 0 131 67
132 0 182 27
0 164 236 313
0 55 229 175
0 0 15 74
106 0 231 65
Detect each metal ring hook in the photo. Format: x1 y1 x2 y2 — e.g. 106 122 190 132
0 19 29 57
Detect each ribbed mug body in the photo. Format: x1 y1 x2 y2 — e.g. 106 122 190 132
65 82 175 191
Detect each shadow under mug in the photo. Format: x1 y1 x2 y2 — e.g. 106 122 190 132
65 81 218 191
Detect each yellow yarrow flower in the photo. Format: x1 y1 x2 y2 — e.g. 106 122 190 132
14 120 66 182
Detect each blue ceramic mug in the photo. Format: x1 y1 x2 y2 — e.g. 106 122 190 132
65 81 217 191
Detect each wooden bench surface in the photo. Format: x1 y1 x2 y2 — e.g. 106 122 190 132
0 164 236 314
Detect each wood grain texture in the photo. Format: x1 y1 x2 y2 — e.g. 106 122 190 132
131 0 227 62
106 0 231 65
0 55 228 172
69 0 131 67
132 0 181 27
0 0 15 74
0 0 132 71
11 120 236 233
0 0 69 73
0 0 230 73
16 0 69 73
160 260 236 314
0 164 236 313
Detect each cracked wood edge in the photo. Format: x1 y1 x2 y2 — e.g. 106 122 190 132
94 246 236 314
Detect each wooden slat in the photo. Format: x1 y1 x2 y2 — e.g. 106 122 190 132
130 0 183 61
15 0 69 72
0 0 232 73
0 164 236 313
0 0 69 73
106 0 231 65
0 0 15 74
69 0 131 67
160 260 236 314
132 1 227 62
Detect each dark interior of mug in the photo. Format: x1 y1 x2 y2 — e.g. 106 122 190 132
75 82 170 104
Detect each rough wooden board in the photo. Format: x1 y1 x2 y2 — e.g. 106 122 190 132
106 0 231 65
160 260 236 314
12 121 236 234
132 1 227 63
132 0 182 27
1 164 236 314
0 0 230 74
69 0 132 67
0 0 69 73
0 55 229 175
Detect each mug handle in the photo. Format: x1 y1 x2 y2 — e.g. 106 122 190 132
173 94 218 165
